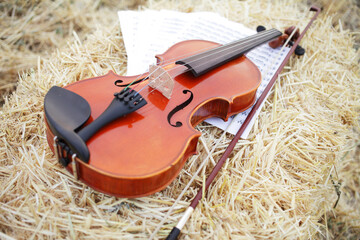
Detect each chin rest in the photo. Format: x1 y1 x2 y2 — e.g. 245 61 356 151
44 86 147 165
44 86 91 163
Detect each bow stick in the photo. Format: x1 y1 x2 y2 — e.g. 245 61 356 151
164 6 321 240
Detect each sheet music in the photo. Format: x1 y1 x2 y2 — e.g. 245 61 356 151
118 10 290 138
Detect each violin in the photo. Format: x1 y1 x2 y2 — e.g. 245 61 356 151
44 27 297 198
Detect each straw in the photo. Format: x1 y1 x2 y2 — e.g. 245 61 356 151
0 0 359 239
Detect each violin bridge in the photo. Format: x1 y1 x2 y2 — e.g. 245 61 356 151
148 65 174 99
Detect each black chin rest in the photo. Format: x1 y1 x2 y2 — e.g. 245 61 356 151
44 86 91 162
45 86 147 164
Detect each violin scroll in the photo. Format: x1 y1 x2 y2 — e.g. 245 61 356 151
285 26 300 41
268 34 289 48
267 25 305 56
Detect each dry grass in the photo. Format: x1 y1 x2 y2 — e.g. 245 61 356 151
0 0 141 105
0 0 359 239
312 0 360 49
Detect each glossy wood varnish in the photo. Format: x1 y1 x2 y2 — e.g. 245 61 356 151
46 40 261 197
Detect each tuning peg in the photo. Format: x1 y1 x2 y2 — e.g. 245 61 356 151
295 45 305 55
256 25 266 32
288 41 306 56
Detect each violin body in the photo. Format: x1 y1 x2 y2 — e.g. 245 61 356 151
45 39 261 197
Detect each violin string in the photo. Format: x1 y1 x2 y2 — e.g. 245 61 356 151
123 71 148 92
125 28 278 93
149 27 298 239
159 28 279 69
111 28 286 165
133 29 280 95
126 29 279 92
120 29 285 123
134 29 279 91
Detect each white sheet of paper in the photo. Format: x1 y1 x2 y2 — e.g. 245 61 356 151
118 10 290 138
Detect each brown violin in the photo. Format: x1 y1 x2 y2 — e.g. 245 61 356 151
44 28 294 197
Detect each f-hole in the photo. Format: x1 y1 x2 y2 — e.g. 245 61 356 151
167 90 193 127
114 77 148 87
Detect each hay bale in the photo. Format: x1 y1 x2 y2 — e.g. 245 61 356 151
0 0 359 239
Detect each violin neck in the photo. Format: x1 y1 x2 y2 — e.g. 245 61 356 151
176 28 282 77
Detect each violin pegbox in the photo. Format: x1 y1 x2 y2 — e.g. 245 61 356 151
266 25 305 55
148 65 174 99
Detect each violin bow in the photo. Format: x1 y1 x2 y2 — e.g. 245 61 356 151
157 6 321 240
